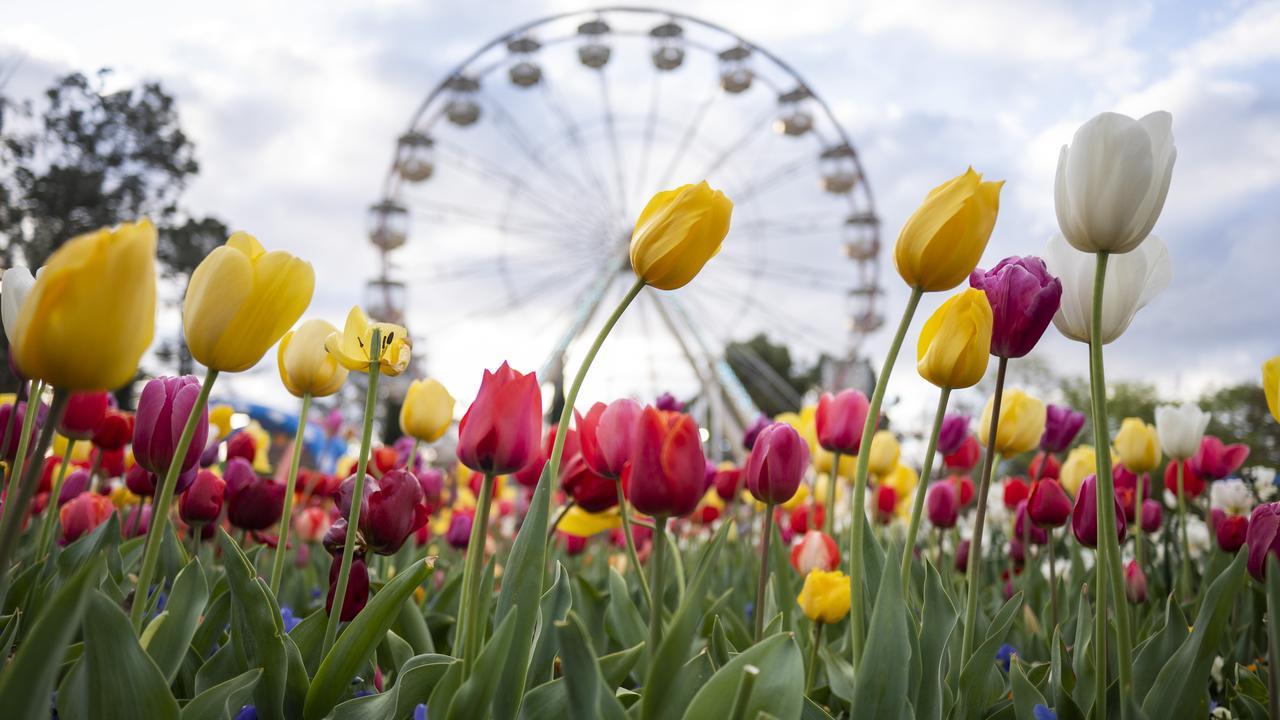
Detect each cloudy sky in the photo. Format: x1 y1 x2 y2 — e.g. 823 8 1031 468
3 0 1278 437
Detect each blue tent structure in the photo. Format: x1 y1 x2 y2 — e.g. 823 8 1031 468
212 398 349 474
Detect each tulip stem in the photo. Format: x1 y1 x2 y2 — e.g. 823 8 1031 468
647 515 668 664
755 502 775 642
1133 468 1145 571
1047 527 1060 632
849 285 922 669
960 356 1007 690
615 481 652 607
5 379 44 497
271 393 312 596
130 370 218 632
1175 462 1193 603
901 387 951 596
323 330 381 654
1267 566 1280 720
805 620 823 694
0 387 66 596
1087 251 1135 719
34 439 76 560
458 471 495 678
824 452 840 539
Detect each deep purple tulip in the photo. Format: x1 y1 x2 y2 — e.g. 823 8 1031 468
1141 499 1162 533
1015 500 1048 545
655 392 684 412
335 474 376 521
1040 404 1086 454
745 423 810 505
742 414 772 450
1246 503 1280 582
125 463 157 497
0 401 42 461
179 469 226 527
362 469 430 555
133 376 209 478
58 469 91 506
936 414 970 456
954 539 970 573
1071 475 1127 549
322 518 348 556
224 457 285 531
326 553 368 622
926 482 959 529
446 511 473 550
968 256 1062 359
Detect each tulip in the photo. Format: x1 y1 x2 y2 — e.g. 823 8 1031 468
1 266 36 343
628 181 733 290
1265 356 1280 424
1163 459 1204 499
1054 111 1175 254
742 414 771 450
1113 418 1161 474
789 503 823 535
400 378 455 443
294 506 332 543
915 288 993 389
226 432 256 464
791 530 839 574
1154 403 1210 461
1060 445 1096 496
324 306 410 377
944 435 980 473
12 221 156 389
184 232 314 373
926 482 959 529
1124 560 1148 604
445 511 473 550
954 539 970 573
814 390 872 455
746 423 810 505
1014 501 1048 545
1040 404 1086 455
1247 503 1280 582
1028 479 1072 528
0 401 38 461
654 392 684 412
92 409 133 451
561 454 619 513
362 469 430 555
416 468 444 513
278 319 349 398
894 168 1004 292
59 493 114 544
58 392 109 441
979 389 1046 457
133 376 210 481
1191 436 1249 481
867 430 900 476
224 458 285 531
937 414 969 456
456 362 542 476
1003 477 1031 510
1141 500 1162 533
577 398 642 479
874 485 898 525
179 469 226 528
625 407 705 517
1045 233 1171 345
125 464 157 497
1071 475 1126 548
1029 453 1060 481
326 554 369 622
950 474 975 507
796 569 852 624
713 466 743 501
1217 515 1248 553
968 256 1062 359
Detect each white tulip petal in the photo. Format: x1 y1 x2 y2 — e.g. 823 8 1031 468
1 267 36 343
1043 234 1171 345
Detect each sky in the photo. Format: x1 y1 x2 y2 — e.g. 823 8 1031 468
3 0 1278 443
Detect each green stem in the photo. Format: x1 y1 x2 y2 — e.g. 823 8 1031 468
849 285 922 669
35 439 76 560
616 480 652 608
271 393 312 595
1048 527 1060 632
805 621 823 694
960 356 1008 678
459 472 495 678
1133 464 1145 571
824 451 840 538
727 665 760 720
647 516 669 664
1268 573 1280 720
322 330 382 653
546 499 576 540
755 502 775 642
901 387 951 593
1087 251 1134 719
6 379 44 497
1175 462 1193 604
0 388 67 586
130 370 218 632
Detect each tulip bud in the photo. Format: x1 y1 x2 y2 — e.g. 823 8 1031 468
943 435 980 474
1003 477 1030 510
561 454 619 514
867 431 900 477
57 469 91 507
936 414 970 456
0 401 39 461
59 493 114 544
59 392 110 440
954 539 970 573
1141 499 1162 533
742 414 771 450
1028 479 1072 528
789 503 823 535
979 390 1046 457
133 376 209 479
915 288 992 389
224 458 285 531
629 182 733 290
1060 445 1096 497
92 448 125 479
968 256 1061 359
790 530 840 574
400 378 455 443
745 423 809 505
125 464 158 498
92 409 133 451
1071 475 1127 548
1028 452 1060 481
416 468 444 513
456 362 542 476
950 474 975 507
362 469 430 555
278 318 349 398
894 168 1003 292
326 553 369 622
322 518 349 556
1124 560 1148 604
1264 357 1280 424
1 266 35 345
179 469 226 527
1040 404 1086 454
1163 459 1204 499
1216 514 1248 553
295 506 333 544
874 485 897 525
796 569 852 624
815 390 873 455
577 398 642 479
445 511 473 550
1154 403 1210 461
1008 537 1026 566
625 407 705 518
1014 501 1048 545
1190 436 1249 482
713 466 743 501
925 482 959 529
1114 418 1162 474
123 503 152 539
226 432 256 464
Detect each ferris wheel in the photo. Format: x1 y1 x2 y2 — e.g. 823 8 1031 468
366 7 883 458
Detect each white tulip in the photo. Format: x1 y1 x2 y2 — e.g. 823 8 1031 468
1044 233 1171 345
1154 403 1210 460
1054 111 1176 254
1 267 36 344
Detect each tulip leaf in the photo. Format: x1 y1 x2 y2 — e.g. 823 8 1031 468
851 557 912 720
331 654 456 720
517 643 644 720
0 610 21 670
956 592 1021 720
289 607 329 675
376 629 415 686
493 465 553 720
1133 593 1189 705
526 562 573 690
820 643 856 711
1070 584 1094 713
1009 656 1048 720
556 612 628 720
143 556 210 682
445 608 519 720
801 697 838 720
1141 551 1246 719
0 551 102 719
681 633 804 720
181 668 262 720
304 557 433 720
194 641 243 696
217 530 290 720
1049 630 1084 720
605 567 646 662
79 590 180 720
392 592 434 655
914 561 958 720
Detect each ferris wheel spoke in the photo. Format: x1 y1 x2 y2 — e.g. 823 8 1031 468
722 156 815 205
408 198 576 236
653 89 719 190
730 217 843 236
433 141 595 228
714 260 857 293
436 259 601 328
633 70 663 202
686 105 778 184
536 81 621 218
483 96 608 208
596 70 630 220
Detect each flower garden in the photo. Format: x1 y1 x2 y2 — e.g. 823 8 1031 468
0 109 1278 720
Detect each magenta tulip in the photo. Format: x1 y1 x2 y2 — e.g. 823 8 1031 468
179 469 225 527
1040 404 1085 454
456 362 542 475
1191 436 1249 481
936 414 970 456
1071 474 1127 548
59 392 110 441
1015 501 1048 545
1125 560 1148 604
1246 503 1280 581
815 389 872 455
577 398 642 479
1028 479 1072 528
745 423 810 505
133 376 209 479
968 256 1062 358
925 482 959 529
1141 499 1163 533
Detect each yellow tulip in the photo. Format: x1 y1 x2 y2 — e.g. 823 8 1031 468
1113 417 1161 473
208 405 236 440
12 220 156 390
400 378 455 443
53 434 93 463
1060 445 1096 496
894 168 1004 292
917 289 993 389
184 232 314 373
278 319 349 398
868 430 900 476
325 306 411 376
979 389 1046 457
796 569 852 624
882 462 918 514
629 181 733 290
558 505 623 538
243 421 272 473
1264 356 1280 423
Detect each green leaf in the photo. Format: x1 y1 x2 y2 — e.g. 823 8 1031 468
331 654 456 720
820 643 855 711
304 557 433 720
143 557 209 682
956 593 1021 720
194 641 243 696
376 630 415 687
605 567 646 667
528 562 573 689
57 513 120 575
1133 594 1189 705
182 669 262 720
681 633 804 720
1049 630 1084 720
518 644 644 720
556 613 627 720
445 608 519 720
493 465 552 720
0 551 102 719
1009 657 1047 720
393 592 433 655
0 610 21 670
217 530 289 720
1069 584 1094 714
914 561 957 720
80 591 180 720
851 558 911 720
289 607 328 676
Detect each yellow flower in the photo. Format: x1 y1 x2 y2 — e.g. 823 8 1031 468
629 181 733 290
244 421 272 473
796 569 852 624
979 389 1046 457
109 484 141 509
278 319 349 398
894 168 1004 292
12 220 156 390
882 462 918 517
917 289 993 389
1113 417 1161 473
183 232 314 373
400 378 455 443
1060 445 1097 496
325 306 411 376
558 505 622 538
868 430 900 476
1264 356 1280 423
52 434 93 463
208 404 236 440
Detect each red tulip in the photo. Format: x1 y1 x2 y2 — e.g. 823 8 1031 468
815 389 873 455
326 554 369 622
874 485 897 525
1002 477 1030 510
362 469 430 555
944 435 981 473
226 431 256 464
790 530 839 574
950 474 975 507
1190 436 1249 481
59 392 110 440
560 532 588 556
371 446 399 476
1163 459 1204 499
59 493 114 544
1028 479 1072 528
91 447 126 479
746 423 809 505
1071 475 1127 549
713 466 743 501
1124 560 1148 604
179 469 225 527
790 503 824 535
561 451 620 514
92 409 133 451
1216 514 1248 553
1028 452 1060 481
925 482 959 529
624 407 705 517
1113 464 1151 522
457 362 542 475
125 464 157 497
1141 499 1162 533
224 458 285 531
577 398 642 479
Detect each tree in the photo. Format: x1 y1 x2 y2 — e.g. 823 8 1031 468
724 333 825 417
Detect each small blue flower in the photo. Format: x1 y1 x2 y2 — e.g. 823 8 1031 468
280 606 301 633
744 601 754 622
310 587 323 601
414 704 427 720
354 690 374 698
1033 705 1057 720
995 643 1018 672
234 706 258 720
